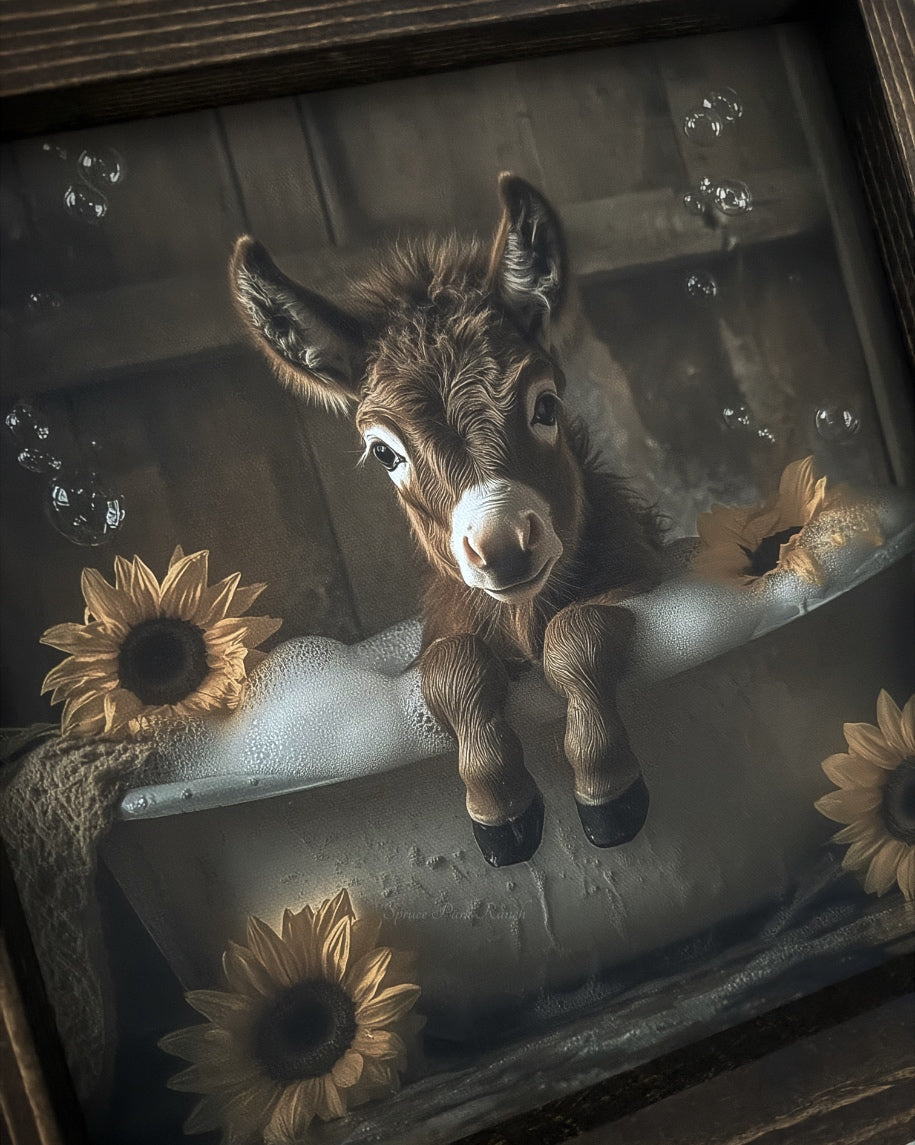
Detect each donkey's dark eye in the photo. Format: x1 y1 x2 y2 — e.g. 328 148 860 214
532 393 558 427
371 441 404 471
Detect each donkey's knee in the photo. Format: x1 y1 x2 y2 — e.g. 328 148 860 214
542 602 635 697
421 633 508 733
420 634 542 866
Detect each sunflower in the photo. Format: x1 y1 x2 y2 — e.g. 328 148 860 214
159 890 423 1144
815 690 915 901
692 456 830 586
40 546 281 737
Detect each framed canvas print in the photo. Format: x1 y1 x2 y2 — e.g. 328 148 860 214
1 1 913 1143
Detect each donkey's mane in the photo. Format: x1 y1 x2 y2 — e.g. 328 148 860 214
350 233 490 320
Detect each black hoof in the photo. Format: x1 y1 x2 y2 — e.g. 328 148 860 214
472 792 544 867
576 775 649 847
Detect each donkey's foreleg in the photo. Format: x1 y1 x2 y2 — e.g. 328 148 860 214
542 603 649 847
421 634 543 866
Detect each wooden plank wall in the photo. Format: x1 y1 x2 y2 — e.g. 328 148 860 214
0 28 903 726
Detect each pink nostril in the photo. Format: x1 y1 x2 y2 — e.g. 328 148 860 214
521 512 544 552
463 534 486 568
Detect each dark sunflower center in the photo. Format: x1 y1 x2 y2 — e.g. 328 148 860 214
880 759 915 845
740 525 802 577
117 617 208 706
253 980 357 1083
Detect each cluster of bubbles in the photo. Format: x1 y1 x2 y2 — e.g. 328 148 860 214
4 400 126 546
43 141 126 225
720 402 861 445
685 270 718 302
720 403 777 444
25 290 63 313
683 175 753 218
682 87 743 146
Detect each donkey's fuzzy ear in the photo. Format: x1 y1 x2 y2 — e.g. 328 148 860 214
488 173 567 339
231 236 365 414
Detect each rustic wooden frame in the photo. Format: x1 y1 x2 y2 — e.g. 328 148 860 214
1 1 913 1142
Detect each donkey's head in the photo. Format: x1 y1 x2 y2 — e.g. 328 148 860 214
232 175 585 604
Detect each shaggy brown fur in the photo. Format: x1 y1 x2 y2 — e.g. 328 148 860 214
232 174 665 864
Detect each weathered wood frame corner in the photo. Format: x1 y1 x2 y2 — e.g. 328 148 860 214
1 1 913 1143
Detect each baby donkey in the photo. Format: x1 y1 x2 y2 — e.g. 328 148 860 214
232 174 666 866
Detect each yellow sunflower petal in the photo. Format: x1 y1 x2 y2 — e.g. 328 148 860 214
777 538 823 585
204 617 253 649
159 549 209 621
314 889 356 948
40 655 119 694
331 1049 364 1090
345 947 393 1008
226 614 282 649
48 677 115 706
349 916 383 966
352 1026 406 1061
897 847 915 901
864 839 906 896
40 621 119 655
898 695 915 757
165 1027 243 1071
315 1074 347 1121
222 940 278 998
185 989 257 1028
843 830 889 873
815 786 882 824
778 457 819 523
832 818 877 845
231 582 268 615
280 908 320 980
874 691 907 758
196 572 242 628
219 1077 282 1144
103 689 146 735
264 1077 320 1144
356 983 420 1028
843 721 899 767
361 1054 398 1090
245 917 299 989
61 690 107 736
114 555 161 618
80 567 136 631
821 752 885 789
322 916 352 982
167 1060 261 1094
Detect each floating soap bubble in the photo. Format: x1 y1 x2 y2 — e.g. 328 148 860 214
77 147 125 189
25 290 63 312
17 448 63 474
721 403 755 431
685 270 718 301
682 191 708 215
702 87 743 123
682 107 723 145
47 469 126 545
5 400 50 444
710 178 753 215
6 402 65 472
815 405 860 442
64 183 108 224
756 426 777 444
